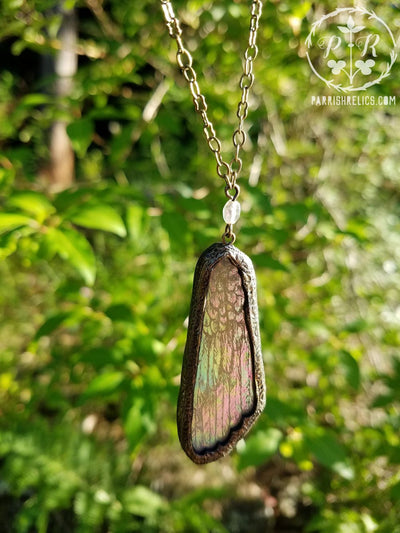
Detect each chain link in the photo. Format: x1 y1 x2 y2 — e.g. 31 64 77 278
160 0 263 191
222 224 236 244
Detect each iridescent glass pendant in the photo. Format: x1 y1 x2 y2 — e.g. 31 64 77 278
177 243 266 464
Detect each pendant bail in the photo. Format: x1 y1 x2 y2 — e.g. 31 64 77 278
222 224 236 244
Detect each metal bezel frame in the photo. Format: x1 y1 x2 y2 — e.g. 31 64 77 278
177 243 266 464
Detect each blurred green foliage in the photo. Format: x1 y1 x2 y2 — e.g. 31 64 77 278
1 0 400 531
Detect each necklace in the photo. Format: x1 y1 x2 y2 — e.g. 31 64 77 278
161 0 266 464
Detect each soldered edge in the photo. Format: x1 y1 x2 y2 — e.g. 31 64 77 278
177 242 266 464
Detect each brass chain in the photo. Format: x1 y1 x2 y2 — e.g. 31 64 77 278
160 0 263 193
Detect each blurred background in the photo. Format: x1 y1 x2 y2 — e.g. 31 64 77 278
1 0 400 531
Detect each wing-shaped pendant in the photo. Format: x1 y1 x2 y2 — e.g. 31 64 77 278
177 243 266 464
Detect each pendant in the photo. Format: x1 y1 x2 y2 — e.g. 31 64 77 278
177 242 266 464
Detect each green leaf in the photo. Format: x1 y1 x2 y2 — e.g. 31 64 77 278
248 188 273 214
82 371 126 399
264 396 306 426
372 393 395 408
339 350 360 390
161 211 188 249
35 312 71 339
69 204 127 237
342 319 367 333
343 219 370 242
20 94 52 107
53 187 94 212
390 480 400 501
177 196 210 217
178 487 229 506
292 2 312 19
123 396 156 450
109 123 135 163
0 230 18 258
275 202 310 224
291 317 330 337
304 428 354 480
121 486 166 518
66 118 94 158
237 428 283 470
126 204 144 241
0 213 34 234
46 227 96 285
77 347 119 368
306 510 375 533
105 303 134 322
361 514 378 532
8 191 55 222
306 511 359 533
252 253 289 272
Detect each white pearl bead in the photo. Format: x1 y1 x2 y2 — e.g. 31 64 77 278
223 199 241 224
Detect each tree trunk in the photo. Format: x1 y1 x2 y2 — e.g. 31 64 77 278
48 5 77 190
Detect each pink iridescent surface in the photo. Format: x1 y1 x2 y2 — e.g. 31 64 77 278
192 257 255 453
